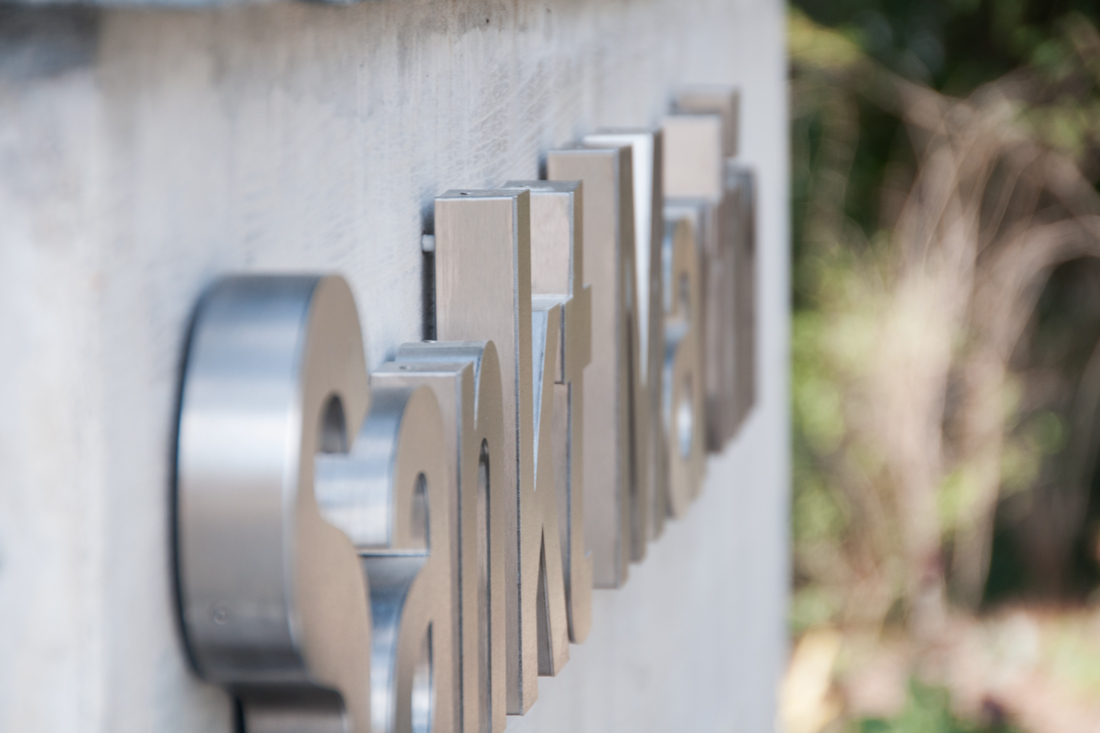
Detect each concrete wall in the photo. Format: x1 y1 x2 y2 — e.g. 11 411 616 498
0 1 789 730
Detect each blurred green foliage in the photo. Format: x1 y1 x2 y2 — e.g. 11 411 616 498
790 0 1100 633
853 682 1021 733
789 1 1100 727
792 0 1100 93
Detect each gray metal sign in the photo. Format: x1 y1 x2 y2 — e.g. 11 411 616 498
174 86 756 733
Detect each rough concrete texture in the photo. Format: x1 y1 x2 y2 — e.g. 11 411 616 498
0 1 789 731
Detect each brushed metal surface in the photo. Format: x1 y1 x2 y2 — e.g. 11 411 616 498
671 86 755 437
583 130 667 544
546 147 640 590
529 298 571 678
673 87 741 158
340 385 457 733
380 341 509 733
661 115 724 201
176 275 373 732
434 188 551 715
503 181 594 644
663 114 740 451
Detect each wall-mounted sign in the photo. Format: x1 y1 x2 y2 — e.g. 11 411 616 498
174 87 757 733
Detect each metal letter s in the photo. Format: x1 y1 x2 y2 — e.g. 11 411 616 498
176 275 374 733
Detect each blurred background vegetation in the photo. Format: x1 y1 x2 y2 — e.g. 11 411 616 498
785 1 1100 731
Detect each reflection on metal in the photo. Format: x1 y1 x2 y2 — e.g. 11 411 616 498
176 275 373 733
663 198 713 456
583 130 667 545
374 341 508 733
504 180 593 644
331 385 456 733
660 214 706 516
546 147 639 589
